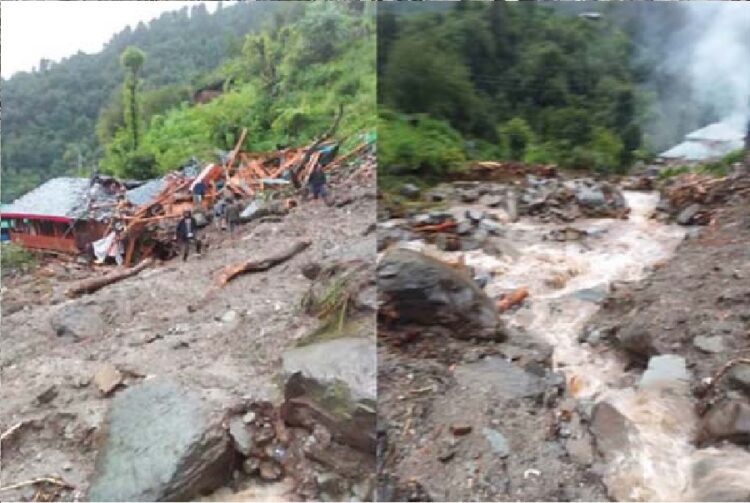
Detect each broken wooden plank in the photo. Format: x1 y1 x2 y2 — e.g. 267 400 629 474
66 258 154 298
216 240 311 286
496 287 529 312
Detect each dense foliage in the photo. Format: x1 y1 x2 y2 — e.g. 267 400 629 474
2 1 374 201
378 1 648 179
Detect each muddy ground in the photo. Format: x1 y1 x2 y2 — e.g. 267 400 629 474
0 163 376 501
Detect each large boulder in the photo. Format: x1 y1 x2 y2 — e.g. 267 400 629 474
377 248 506 341
87 379 233 501
50 302 106 340
698 400 750 446
281 337 376 454
590 402 635 460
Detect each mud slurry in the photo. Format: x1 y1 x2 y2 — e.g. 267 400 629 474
0 170 376 501
376 178 747 502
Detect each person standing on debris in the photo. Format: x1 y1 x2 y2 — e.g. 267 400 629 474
213 197 227 230
192 180 205 206
175 209 202 261
224 197 241 235
308 163 328 202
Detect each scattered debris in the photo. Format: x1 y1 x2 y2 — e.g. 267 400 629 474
496 287 529 313
216 240 311 286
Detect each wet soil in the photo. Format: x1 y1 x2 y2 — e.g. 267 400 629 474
0 178 375 501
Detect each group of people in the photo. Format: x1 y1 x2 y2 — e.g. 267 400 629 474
175 195 242 261
175 162 330 261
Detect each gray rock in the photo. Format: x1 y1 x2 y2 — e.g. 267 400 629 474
378 248 506 341
221 310 239 324
482 428 510 458
228 416 253 456
454 357 546 401
693 335 725 354
239 201 270 222
87 379 232 501
616 321 656 358
571 285 608 304
479 219 503 236
456 220 474 235
575 187 606 207
565 436 594 466
728 363 750 394
590 402 634 460
699 400 750 445
473 271 491 290
676 203 702 225
639 354 690 390
36 385 58 405
479 194 503 208
400 183 420 200
50 303 106 340
465 209 485 223
282 337 376 453
460 190 480 203
193 211 209 227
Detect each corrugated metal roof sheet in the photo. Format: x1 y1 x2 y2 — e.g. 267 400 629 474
1 177 92 219
126 178 166 206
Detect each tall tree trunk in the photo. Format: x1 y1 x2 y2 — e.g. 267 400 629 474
129 72 139 151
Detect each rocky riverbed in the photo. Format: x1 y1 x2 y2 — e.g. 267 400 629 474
376 171 750 501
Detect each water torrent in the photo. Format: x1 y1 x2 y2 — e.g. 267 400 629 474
395 190 750 501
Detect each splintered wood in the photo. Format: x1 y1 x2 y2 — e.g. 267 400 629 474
496 287 529 312
216 240 312 286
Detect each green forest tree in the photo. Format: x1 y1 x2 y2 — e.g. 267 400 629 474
120 46 145 151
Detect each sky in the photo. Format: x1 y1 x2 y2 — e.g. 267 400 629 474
0 1 231 79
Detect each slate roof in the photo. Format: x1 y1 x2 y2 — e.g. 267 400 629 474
1 177 92 220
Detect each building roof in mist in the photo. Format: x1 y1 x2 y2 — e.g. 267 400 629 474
685 122 744 142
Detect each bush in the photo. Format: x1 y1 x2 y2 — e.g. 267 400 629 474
379 111 466 177
122 151 158 180
1 243 36 275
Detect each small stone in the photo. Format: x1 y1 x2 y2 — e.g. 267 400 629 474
301 263 322 280
456 220 474 235
228 417 253 456
479 219 503 236
676 203 702 225
465 209 485 223
258 460 283 481
437 443 456 462
639 354 690 390
36 385 58 405
450 424 472 436
221 310 238 324
63 462 73 472
693 335 725 354
400 183 421 200
94 364 124 396
460 190 480 203
565 436 594 466
482 428 510 458
242 411 256 424
242 457 260 475
727 363 750 393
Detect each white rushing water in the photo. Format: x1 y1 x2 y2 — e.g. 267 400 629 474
397 191 750 501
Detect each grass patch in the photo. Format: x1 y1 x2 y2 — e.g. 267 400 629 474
1 243 37 276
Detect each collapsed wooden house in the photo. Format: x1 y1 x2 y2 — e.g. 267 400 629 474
0 177 113 254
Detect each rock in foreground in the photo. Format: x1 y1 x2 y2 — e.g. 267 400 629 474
377 248 506 341
87 379 232 501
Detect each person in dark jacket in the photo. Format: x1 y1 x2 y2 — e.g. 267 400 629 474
192 181 205 206
308 164 327 201
224 197 241 235
175 210 202 261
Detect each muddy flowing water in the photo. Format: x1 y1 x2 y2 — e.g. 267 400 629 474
396 191 750 501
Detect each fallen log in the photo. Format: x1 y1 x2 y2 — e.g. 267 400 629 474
66 258 154 298
216 240 311 286
496 287 529 312
413 221 457 233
